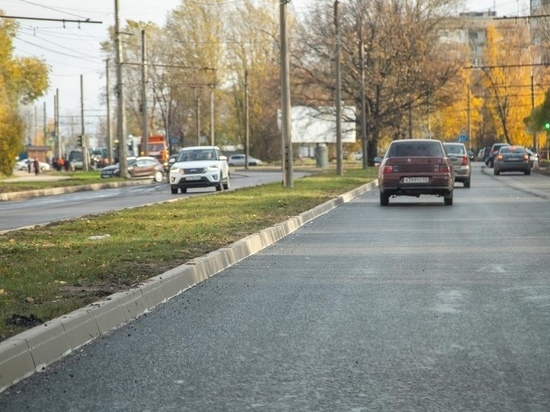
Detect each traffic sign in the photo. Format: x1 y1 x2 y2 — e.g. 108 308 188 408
458 135 469 142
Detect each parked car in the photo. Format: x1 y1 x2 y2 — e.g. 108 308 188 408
100 156 165 182
526 148 539 169
15 159 51 172
478 146 491 162
228 154 263 167
169 146 230 194
486 143 509 168
494 146 531 175
443 142 471 188
378 139 454 206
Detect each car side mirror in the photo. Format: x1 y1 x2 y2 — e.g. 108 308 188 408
373 156 383 165
219 155 227 161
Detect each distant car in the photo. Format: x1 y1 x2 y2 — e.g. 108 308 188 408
526 148 539 169
169 146 230 194
100 156 165 182
378 139 454 206
443 142 471 188
486 143 509 168
15 159 51 172
494 146 531 175
167 154 178 170
227 154 263 167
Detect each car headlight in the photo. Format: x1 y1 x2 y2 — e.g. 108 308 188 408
170 167 185 175
206 165 220 171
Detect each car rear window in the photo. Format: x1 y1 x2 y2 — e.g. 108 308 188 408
444 144 465 155
500 146 525 154
387 141 444 157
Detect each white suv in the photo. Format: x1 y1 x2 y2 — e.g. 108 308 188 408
169 146 230 194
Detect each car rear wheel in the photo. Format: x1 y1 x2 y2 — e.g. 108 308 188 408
464 180 471 188
444 193 453 206
494 167 500 176
380 192 389 206
525 169 531 175
153 171 164 183
180 187 187 194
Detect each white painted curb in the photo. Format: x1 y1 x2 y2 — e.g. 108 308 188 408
0 180 378 393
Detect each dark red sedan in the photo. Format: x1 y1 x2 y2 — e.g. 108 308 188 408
378 139 455 206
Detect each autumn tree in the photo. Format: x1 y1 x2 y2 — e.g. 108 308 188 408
224 0 282 161
293 0 464 165
0 16 49 175
481 23 534 147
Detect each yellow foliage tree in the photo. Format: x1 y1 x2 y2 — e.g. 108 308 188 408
482 23 533 146
0 16 49 175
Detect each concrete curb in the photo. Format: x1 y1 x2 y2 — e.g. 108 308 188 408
0 180 153 202
0 180 378 394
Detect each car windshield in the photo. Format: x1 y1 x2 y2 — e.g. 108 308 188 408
387 141 443 157
177 150 217 162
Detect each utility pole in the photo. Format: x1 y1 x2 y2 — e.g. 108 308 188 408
196 94 201 145
280 0 293 188
335 0 343 176
115 0 128 176
467 86 472 150
43 102 47 148
210 71 216 146
106 59 113 165
141 29 148 156
55 89 61 159
359 15 367 169
80 74 89 171
245 69 250 170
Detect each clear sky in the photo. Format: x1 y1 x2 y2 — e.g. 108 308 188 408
0 0 531 140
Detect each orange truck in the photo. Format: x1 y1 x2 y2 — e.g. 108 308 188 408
142 135 168 165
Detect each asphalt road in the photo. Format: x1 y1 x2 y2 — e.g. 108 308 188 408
0 170 299 232
1 164 550 411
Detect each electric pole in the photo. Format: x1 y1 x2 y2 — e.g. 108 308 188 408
106 59 113 165
115 0 128 176
280 0 293 188
245 69 250 170
335 0 343 176
141 29 148 156
81 75 89 171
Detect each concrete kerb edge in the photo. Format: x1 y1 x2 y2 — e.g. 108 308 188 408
0 180 151 202
0 179 378 394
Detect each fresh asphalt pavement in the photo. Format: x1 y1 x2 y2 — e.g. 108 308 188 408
1 163 550 411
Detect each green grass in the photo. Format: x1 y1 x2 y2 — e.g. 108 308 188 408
0 167 378 341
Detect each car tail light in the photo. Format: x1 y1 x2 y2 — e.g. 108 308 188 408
434 164 451 172
523 154 529 161
382 165 396 174
461 156 468 166
497 154 503 160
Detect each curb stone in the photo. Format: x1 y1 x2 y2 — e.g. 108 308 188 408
0 180 379 394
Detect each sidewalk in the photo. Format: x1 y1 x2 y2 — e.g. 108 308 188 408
5 170 73 183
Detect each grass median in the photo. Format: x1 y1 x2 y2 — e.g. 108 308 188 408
0 167 378 342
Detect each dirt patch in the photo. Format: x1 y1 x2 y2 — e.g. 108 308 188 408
6 314 43 328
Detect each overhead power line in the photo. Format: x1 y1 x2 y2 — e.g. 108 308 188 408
0 15 102 24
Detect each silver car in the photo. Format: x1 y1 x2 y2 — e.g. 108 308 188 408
443 142 471 188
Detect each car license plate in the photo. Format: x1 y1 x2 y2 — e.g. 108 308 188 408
186 176 201 181
403 177 429 183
